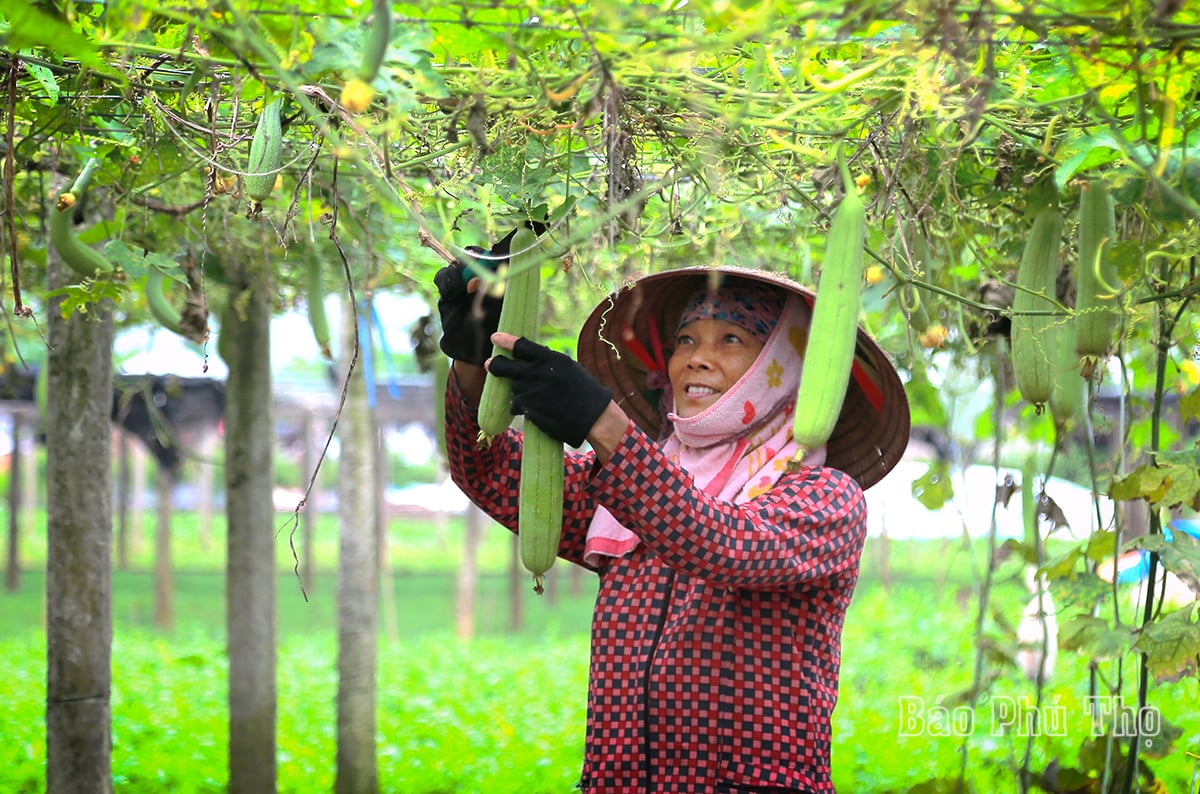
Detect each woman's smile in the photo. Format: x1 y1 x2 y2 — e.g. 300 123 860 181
669 318 764 418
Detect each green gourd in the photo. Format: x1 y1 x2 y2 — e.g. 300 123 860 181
306 256 331 360
358 0 391 83
475 227 542 444
1011 208 1063 412
49 158 114 279
1074 180 1120 362
244 98 283 216
519 421 565 594
790 151 866 468
145 267 185 336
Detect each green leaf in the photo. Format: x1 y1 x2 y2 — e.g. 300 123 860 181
911 461 954 510
1058 614 1133 660
1156 463 1200 508
1154 446 1200 467
1109 469 1151 502
1133 603 1200 683
0 0 107 71
46 281 125 319
548 195 578 224
1106 239 1144 285
1106 463 1200 508
1051 572 1112 612
76 207 126 247
1181 386 1200 426
1139 713 1183 759
89 116 136 146
1041 545 1084 579
903 378 947 429
102 240 142 276
1079 713 1182 769
1085 530 1121 562
147 252 183 278
1130 532 1200 600
998 538 1037 566
1047 767 1094 790
1053 129 1124 191
18 49 59 105
102 242 178 282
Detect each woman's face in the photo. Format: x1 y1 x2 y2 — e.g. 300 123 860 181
668 318 765 418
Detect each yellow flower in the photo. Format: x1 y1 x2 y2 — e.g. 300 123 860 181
789 326 808 357
340 78 376 113
1181 358 1200 386
767 358 783 388
918 323 949 349
748 477 771 499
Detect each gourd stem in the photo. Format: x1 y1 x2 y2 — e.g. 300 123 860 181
70 156 103 196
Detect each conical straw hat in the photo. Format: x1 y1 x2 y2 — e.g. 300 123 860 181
577 265 910 490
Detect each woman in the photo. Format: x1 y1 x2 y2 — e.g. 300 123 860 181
435 258 910 793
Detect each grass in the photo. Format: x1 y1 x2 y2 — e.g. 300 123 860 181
3 512 1199 793
1 631 591 794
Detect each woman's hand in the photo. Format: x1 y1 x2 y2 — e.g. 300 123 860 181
433 259 503 367
486 333 623 451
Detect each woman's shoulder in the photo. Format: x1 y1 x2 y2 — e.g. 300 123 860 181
779 462 865 495
759 463 867 519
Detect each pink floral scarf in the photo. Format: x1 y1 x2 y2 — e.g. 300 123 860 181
583 292 825 566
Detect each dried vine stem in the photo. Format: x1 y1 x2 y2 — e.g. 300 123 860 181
278 154 360 602
417 228 457 264
3 55 31 319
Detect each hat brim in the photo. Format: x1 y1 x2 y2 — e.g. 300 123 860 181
577 265 910 491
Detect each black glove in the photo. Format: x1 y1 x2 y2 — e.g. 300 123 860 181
433 221 548 365
486 337 613 448
434 259 501 366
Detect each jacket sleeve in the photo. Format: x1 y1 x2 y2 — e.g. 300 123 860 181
442 368 603 570
585 423 867 590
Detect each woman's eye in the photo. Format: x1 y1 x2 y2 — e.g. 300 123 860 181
675 334 693 346
723 333 743 344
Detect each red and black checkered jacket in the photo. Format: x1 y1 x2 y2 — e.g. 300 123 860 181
445 375 867 793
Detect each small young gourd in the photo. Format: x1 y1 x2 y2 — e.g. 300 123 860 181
1011 207 1063 412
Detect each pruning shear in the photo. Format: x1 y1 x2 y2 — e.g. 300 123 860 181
457 220 548 289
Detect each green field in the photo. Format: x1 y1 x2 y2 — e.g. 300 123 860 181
3 512 1198 793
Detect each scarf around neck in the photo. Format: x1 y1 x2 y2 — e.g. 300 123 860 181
583 292 826 566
